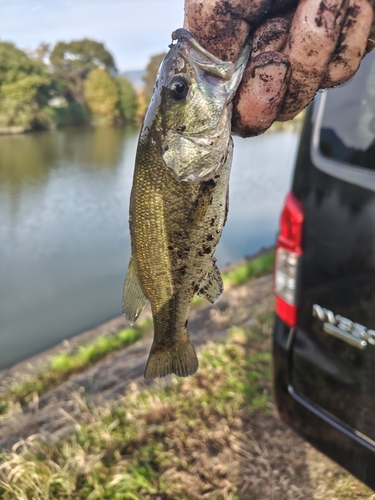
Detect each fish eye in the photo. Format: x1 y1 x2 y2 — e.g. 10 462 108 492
169 77 189 101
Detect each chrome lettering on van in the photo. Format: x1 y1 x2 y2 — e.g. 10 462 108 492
312 304 375 350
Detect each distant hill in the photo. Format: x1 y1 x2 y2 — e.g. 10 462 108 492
121 69 145 88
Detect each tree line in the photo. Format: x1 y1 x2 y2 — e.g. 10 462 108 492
0 38 165 133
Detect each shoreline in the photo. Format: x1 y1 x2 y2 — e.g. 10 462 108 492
0 266 275 450
0 246 274 393
0 115 302 137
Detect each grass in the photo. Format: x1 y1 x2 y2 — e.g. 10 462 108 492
1 291 374 498
48 326 143 373
222 252 274 288
0 322 273 500
0 251 275 416
0 322 150 415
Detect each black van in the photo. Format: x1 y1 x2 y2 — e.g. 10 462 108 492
272 49 375 488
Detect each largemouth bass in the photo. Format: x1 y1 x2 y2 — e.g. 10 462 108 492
123 29 250 379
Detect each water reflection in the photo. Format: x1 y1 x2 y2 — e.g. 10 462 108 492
0 127 298 369
54 126 131 170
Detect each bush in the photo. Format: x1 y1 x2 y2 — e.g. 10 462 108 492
83 68 120 123
116 76 137 122
52 101 90 127
0 43 52 131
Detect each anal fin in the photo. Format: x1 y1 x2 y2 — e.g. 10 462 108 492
123 256 148 325
196 260 223 304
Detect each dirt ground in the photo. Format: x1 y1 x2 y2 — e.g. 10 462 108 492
1 273 374 499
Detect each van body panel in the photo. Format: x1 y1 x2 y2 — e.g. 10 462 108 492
273 50 375 487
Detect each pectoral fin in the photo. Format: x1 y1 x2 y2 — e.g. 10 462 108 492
196 261 223 304
123 257 148 325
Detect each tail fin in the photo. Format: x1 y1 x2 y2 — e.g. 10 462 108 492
144 340 198 379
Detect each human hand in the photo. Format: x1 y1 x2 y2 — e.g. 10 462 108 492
184 0 375 136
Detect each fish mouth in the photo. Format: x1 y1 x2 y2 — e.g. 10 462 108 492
171 28 237 81
171 28 252 92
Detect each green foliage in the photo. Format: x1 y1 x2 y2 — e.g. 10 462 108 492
27 42 51 64
0 98 33 130
50 39 116 73
1 74 47 103
143 52 165 103
51 101 90 126
0 38 140 132
50 39 117 104
116 76 138 122
0 42 43 86
84 68 120 123
0 42 52 130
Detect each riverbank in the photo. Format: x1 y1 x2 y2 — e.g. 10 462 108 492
0 254 374 499
0 250 274 414
0 251 275 444
0 104 304 138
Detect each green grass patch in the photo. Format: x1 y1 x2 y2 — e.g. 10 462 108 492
49 327 140 373
0 320 273 500
0 325 148 415
222 252 274 288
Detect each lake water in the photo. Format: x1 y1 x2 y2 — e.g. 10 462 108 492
0 126 299 369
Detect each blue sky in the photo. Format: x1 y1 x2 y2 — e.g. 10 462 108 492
0 0 184 71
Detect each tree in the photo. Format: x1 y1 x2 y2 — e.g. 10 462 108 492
143 52 165 103
26 43 51 64
84 68 119 123
0 42 52 130
116 77 137 122
50 39 117 103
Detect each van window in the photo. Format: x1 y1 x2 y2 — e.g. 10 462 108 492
319 51 375 171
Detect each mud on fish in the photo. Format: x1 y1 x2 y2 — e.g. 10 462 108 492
123 28 250 379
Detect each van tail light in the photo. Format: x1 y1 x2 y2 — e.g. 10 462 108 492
274 191 305 328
